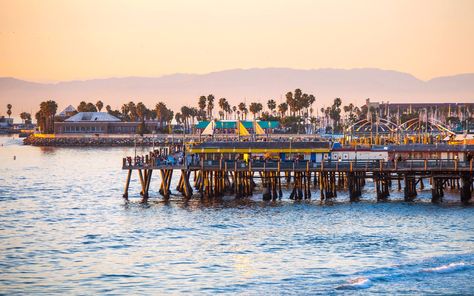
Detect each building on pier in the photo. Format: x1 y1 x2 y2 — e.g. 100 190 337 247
187 141 331 162
121 141 473 203
388 144 473 161
196 120 279 135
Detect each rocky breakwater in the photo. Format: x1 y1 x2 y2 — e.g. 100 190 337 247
23 135 182 146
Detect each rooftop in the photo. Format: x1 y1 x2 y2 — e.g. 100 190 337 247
65 112 121 122
58 105 77 117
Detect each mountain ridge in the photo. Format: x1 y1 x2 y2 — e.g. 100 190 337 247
1 68 473 114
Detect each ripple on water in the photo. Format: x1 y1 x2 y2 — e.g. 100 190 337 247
0 137 473 294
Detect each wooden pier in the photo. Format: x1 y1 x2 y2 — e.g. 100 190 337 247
121 155 473 204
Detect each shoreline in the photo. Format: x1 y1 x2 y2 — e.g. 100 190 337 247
23 134 186 146
21 133 326 147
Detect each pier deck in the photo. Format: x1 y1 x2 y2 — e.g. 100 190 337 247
121 158 473 203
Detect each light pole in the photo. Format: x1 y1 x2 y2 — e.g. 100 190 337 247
134 134 137 159
152 130 156 151
289 137 292 160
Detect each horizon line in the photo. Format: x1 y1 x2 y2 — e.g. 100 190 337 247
2 67 474 84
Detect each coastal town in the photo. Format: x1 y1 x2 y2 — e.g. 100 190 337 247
5 93 472 203
2 1 474 294
1 93 472 146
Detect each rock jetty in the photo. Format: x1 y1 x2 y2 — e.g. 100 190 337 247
23 135 184 146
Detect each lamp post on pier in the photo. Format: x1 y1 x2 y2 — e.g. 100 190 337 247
134 134 137 159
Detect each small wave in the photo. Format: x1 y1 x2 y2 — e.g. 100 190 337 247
337 277 372 290
209 223 241 229
423 262 467 273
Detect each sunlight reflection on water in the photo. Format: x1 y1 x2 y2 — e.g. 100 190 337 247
0 135 473 294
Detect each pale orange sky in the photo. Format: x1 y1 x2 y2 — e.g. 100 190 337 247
1 0 473 82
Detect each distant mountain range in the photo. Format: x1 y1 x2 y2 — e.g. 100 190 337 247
1 68 473 114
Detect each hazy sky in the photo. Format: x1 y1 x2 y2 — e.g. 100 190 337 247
1 0 473 82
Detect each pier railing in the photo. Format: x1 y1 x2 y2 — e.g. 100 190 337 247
121 155 473 203
123 157 473 173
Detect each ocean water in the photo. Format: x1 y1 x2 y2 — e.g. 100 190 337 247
0 135 473 295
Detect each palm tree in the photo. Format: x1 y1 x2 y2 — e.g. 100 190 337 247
249 102 263 119
20 112 31 123
175 112 182 125
181 106 191 132
267 99 276 115
207 94 215 119
35 111 45 132
278 103 288 118
343 103 357 128
238 102 247 120
6 104 12 118
198 96 207 119
77 101 87 112
330 98 342 131
218 98 228 119
120 104 130 121
224 102 231 119
48 100 58 133
38 100 57 133
127 102 137 121
232 106 237 119
155 102 167 129
286 92 295 115
96 100 104 112
136 102 147 121
308 94 315 108
294 89 303 115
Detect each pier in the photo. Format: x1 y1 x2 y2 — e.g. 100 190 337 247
121 142 473 204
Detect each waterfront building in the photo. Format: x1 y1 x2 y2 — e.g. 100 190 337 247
57 105 77 119
54 112 162 134
0 116 13 128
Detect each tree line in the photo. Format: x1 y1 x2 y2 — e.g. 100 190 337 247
30 91 473 134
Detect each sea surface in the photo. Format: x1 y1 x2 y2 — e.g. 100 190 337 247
1 135 473 295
